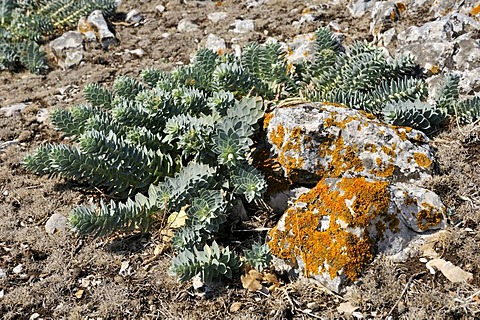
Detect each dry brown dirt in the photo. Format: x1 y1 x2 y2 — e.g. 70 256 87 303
0 1 479 319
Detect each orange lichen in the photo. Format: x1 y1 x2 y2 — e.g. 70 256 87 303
327 136 364 177
268 177 393 281
263 112 274 129
394 127 413 141
381 145 396 158
364 143 377 152
371 163 395 178
472 4 480 15
272 126 306 180
416 202 443 231
413 152 432 168
269 124 285 149
396 2 407 13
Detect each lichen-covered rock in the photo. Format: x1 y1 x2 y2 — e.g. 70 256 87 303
264 103 435 186
265 102 446 293
268 177 446 293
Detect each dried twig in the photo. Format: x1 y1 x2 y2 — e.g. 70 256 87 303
387 271 427 317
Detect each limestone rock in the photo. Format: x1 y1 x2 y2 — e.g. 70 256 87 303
204 34 226 55
88 10 117 49
125 9 144 25
265 103 435 186
268 177 445 293
207 12 228 24
285 33 316 64
396 13 480 71
0 103 29 117
428 0 479 17
369 1 404 39
265 102 446 293
177 19 199 32
49 31 84 69
347 0 377 18
45 213 68 234
231 20 255 34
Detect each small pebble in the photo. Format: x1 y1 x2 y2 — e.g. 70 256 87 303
13 264 23 274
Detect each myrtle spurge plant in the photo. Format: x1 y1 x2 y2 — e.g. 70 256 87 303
0 0 116 73
24 28 480 284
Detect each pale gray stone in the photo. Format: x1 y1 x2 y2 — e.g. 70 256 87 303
177 19 199 32
458 68 480 94
207 12 228 24
36 108 49 123
204 34 226 54
45 213 68 234
88 10 117 49
0 103 29 117
347 0 377 18
125 9 145 24
49 31 83 53
231 20 255 34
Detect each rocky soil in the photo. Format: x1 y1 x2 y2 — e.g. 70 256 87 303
0 0 479 319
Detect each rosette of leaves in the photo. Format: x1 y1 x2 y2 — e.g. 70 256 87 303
170 241 242 284
244 243 272 272
433 74 480 125
0 0 117 73
383 99 446 134
304 28 426 116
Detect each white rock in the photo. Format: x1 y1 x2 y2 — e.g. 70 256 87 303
207 12 228 24
0 290 3 299
458 68 480 94
36 108 49 123
29 313 40 320
13 264 23 274
398 20 454 44
88 10 117 49
0 103 29 117
285 33 316 64
155 5 165 13
453 33 480 71
125 9 144 24
347 0 377 18
204 34 226 55
0 268 6 278
64 50 83 69
177 19 199 32
381 27 396 46
127 48 146 57
292 14 315 28
247 0 268 8
45 213 68 234
231 20 255 33
50 31 83 53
